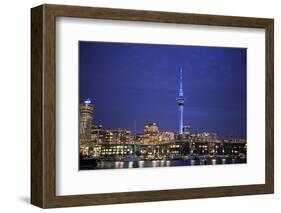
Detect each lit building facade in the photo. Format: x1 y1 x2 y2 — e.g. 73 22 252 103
144 122 159 134
190 132 217 142
91 129 132 144
79 99 94 156
79 97 246 163
136 123 175 145
159 131 175 143
183 125 191 137
222 140 247 156
99 144 134 160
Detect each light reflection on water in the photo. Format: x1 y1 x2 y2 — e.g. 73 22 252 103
190 159 195 166
115 161 124 169
138 160 144 168
166 160 171 167
128 161 133 168
89 158 246 170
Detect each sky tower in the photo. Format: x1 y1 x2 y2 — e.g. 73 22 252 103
177 68 185 134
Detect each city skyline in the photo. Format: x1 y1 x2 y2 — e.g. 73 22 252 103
79 41 247 139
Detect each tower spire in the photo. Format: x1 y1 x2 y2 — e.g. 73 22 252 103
179 67 184 97
177 67 185 135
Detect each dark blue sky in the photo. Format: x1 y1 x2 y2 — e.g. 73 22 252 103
79 41 246 139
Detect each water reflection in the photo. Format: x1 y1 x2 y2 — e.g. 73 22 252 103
128 161 133 168
152 160 157 167
166 160 171 167
138 160 144 168
87 157 246 170
190 159 195 166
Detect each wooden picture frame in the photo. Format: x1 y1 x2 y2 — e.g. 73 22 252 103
31 4 274 208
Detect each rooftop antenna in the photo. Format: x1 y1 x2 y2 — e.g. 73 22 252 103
134 120 137 136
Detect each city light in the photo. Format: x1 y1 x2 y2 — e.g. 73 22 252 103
79 69 247 170
84 98 92 104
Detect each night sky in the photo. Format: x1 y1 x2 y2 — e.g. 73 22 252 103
79 41 246 139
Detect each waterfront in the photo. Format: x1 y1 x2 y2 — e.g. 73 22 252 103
80 157 246 170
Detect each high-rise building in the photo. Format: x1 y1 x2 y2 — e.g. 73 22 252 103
190 132 217 142
177 68 185 134
183 125 191 137
144 122 159 134
79 98 94 144
91 129 132 145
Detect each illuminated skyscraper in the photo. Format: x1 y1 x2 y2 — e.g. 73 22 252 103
183 125 191 136
79 98 94 144
144 122 159 134
177 68 185 134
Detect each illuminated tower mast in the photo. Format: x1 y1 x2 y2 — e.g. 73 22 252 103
177 68 185 135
